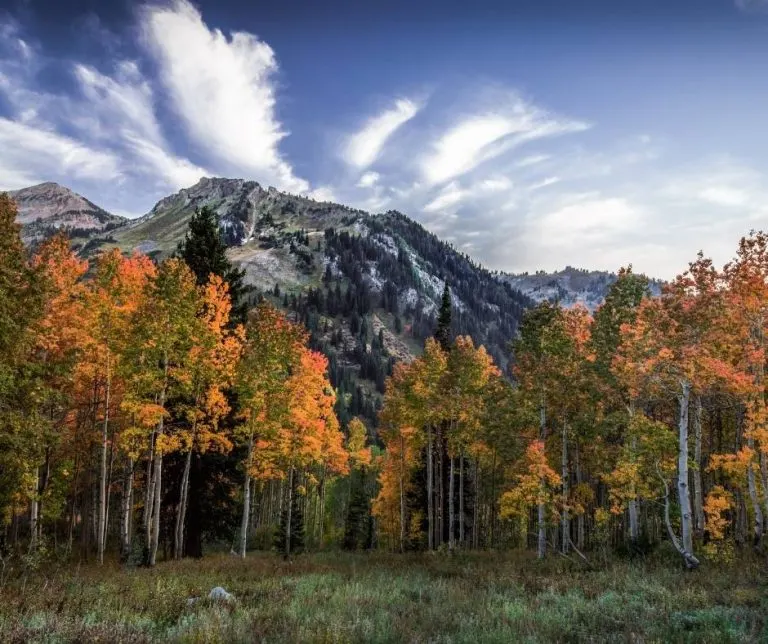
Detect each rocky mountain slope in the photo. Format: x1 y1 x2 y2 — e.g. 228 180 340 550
76 177 532 426
9 182 125 244
503 266 662 311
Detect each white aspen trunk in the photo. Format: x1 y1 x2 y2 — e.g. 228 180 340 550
285 465 294 559
144 430 154 550
459 452 465 547
98 359 111 565
537 400 547 559
561 420 569 554
692 395 705 538
103 434 115 558
627 403 639 543
240 428 254 558
149 451 162 567
658 462 700 569
318 465 327 546
174 447 193 560
677 380 695 558
240 476 251 558
448 456 455 551
121 458 134 558
427 424 433 551
148 368 167 567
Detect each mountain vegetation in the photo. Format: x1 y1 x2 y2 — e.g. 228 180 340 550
3 179 768 641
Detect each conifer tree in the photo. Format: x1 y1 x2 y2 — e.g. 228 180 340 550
177 206 247 324
435 283 452 351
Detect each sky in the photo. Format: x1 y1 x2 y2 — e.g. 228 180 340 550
1 0 768 278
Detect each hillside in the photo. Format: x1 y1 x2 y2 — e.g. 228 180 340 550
9 182 125 244
78 177 533 426
503 266 663 311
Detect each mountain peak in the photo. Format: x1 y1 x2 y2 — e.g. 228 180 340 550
8 181 124 241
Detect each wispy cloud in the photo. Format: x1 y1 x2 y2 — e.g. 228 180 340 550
344 98 422 168
73 62 207 189
0 117 122 189
735 0 768 14
140 0 307 192
420 96 589 185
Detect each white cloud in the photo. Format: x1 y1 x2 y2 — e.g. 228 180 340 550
536 197 640 239
420 98 589 185
0 117 122 190
423 182 466 212
698 186 750 207
73 62 207 189
141 0 307 192
357 171 380 188
344 98 421 168
307 186 337 202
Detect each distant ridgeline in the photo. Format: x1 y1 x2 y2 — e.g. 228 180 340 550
503 265 663 312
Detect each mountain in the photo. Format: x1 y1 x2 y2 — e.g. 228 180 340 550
9 182 126 244
503 266 663 311
77 176 533 427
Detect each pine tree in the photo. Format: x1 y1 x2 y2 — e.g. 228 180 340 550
176 206 247 324
435 283 452 351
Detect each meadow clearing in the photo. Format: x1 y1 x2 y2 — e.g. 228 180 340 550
0 548 765 643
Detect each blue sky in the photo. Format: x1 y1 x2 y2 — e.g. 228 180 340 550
1 0 768 277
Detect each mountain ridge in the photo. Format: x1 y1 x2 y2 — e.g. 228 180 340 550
9 182 126 244
6 176 646 426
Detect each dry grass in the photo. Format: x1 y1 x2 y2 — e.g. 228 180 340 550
0 548 765 643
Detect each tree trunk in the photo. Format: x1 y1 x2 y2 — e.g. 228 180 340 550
676 380 695 559
448 456 455 551
144 430 155 555
285 465 294 559
561 419 569 554
537 400 547 559
427 425 433 551
120 458 134 559
175 447 193 560
575 441 585 550
240 429 254 558
149 450 162 567
318 465 327 546
658 461 699 569
692 395 705 539
628 403 640 544
98 361 111 565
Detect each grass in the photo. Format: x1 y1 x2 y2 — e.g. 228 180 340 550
0 549 765 643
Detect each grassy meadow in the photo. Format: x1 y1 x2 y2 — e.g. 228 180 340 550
0 549 766 643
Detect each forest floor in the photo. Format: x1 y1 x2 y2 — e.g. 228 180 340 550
0 548 765 643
